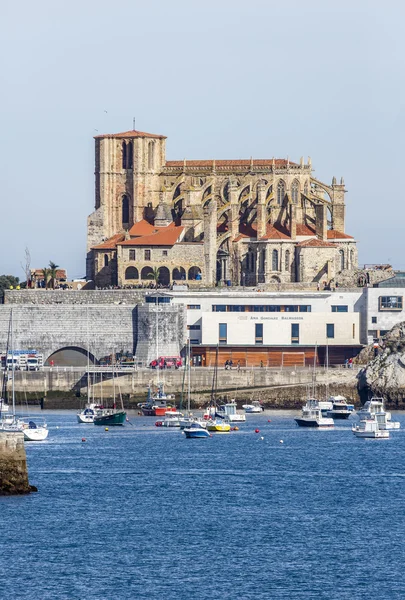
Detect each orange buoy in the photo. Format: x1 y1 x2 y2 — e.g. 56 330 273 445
233 426 239 431
81 438 86 442
255 429 260 434
267 420 271 423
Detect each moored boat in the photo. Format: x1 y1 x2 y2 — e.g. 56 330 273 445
216 401 246 422
357 397 400 430
295 399 334 428
184 422 211 438
77 404 102 424
352 415 390 439
326 395 355 420
206 419 231 433
20 418 49 441
242 400 264 413
94 408 126 426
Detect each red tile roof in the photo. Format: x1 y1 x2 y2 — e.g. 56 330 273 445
94 129 166 139
260 223 290 240
118 226 184 247
92 233 125 250
327 230 354 240
298 239 335 248
296 224 316 236
165 159 294 168
128 220 158 237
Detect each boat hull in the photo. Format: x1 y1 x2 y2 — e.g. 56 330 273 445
184 428 211 438
23 427 49 441
295 418 334 428
326 412 351 420
94 411 126 426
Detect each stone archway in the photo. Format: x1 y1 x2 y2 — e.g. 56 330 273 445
270 276 281 283
125 266 139 280
188 266 202 281
46 346 97 367
172 267 186 281
158 266 170 286
141 267 154 280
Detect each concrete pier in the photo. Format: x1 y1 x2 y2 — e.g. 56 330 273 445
0 432 37 495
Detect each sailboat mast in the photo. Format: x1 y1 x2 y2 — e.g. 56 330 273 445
112 349 116 408
11 308 15 417
187 338 191 413
87 306 90 406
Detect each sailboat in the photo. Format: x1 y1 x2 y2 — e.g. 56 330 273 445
205 347 230 433
77 315 102 423
0 309 49 441
295 345 334 429
94 353 126 426
183 340 210 438
0 314 11 418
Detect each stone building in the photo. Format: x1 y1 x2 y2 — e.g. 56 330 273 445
86 129 358 288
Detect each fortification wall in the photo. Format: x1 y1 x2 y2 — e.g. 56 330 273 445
3 289 148 305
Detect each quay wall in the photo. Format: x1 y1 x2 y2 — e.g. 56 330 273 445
0 432 36 495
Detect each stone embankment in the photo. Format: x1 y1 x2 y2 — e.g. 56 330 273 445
0 432 37 495
358 321 405 407
8 366 360 409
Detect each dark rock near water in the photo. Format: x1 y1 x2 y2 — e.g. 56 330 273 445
0 432 36 495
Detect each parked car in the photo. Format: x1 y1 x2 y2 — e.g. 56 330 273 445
149 356 182 369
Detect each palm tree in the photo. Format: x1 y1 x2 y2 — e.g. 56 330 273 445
48 261 59 289
41 268 51 289
149 267 160 288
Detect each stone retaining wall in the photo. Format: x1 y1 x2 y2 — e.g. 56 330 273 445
0 432 36 495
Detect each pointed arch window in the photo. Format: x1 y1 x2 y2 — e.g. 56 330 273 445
339 249 345 271
277 180 285 205
285 249 290 271
122 195 129 226
291 180 299 204
148 141 155 170
127 141 133 169
104 254 109 267
272 249 279 271
122 142 127 169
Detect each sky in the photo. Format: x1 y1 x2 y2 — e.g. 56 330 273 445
1 0 404 280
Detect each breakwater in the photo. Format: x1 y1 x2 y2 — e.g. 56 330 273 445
5 366 369 409
0 432 37 495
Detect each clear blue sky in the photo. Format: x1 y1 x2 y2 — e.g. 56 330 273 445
1 0 404 280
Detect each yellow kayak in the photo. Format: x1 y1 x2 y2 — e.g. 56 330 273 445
206 419 231 433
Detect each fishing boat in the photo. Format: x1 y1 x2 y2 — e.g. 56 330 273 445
94 354 126 426
141 384 177 416
295 399 334 428
357 397 400 429
352 415 390 439
184 422 211 439
242 400 264 413
216 400 246 422
326 395 355 420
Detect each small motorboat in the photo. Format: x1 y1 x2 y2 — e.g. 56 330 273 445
357 398 400 430
216 401 246 422
161 412 183 427
184 422 211 439
295 399 334 428
352 415 390 439
242 400 264 413
326 395 355 420
206 419 231 433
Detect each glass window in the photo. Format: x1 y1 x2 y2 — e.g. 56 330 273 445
371 316 377 324
219 323 227 345
255 323 263 345
285 306 299 312
187 325 201 331
277 180 285 205
291 324 299 344
332 305 348 312
326 324 335 338
144 249 151 261
213 305 226 312
299 305 311 312
158 297 170 304
229 305 245 312
272 249 279 271
162 250 168 256
187 305 201 310
190 339 200 344
129 249 136 261
379 296 403 310
291 180 299 204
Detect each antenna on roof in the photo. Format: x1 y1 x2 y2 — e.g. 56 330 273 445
133 117 136 131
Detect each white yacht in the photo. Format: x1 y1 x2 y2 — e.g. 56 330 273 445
357 398 400 430
20 418 49 442
0 399 9 413
242 400 264 413
326 395 355 420
295 399 334 428
352 414 390 439
162 411 183 427
216 401 246 422
77 404 101 424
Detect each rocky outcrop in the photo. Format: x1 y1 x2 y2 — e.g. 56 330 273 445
0 432 37 495
357 322 405 407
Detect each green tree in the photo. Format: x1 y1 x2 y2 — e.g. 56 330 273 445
48 261 59 289
0 275 19 291
41 268 51 289
149 267 160 288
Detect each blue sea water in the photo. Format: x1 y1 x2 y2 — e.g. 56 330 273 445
1 410 405 600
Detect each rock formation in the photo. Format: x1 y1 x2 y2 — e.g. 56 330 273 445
0 432 37 495
357 321 405 407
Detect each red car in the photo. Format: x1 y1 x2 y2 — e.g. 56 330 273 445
149 356 182 369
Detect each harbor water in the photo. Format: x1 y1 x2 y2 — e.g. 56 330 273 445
1 410 405 599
